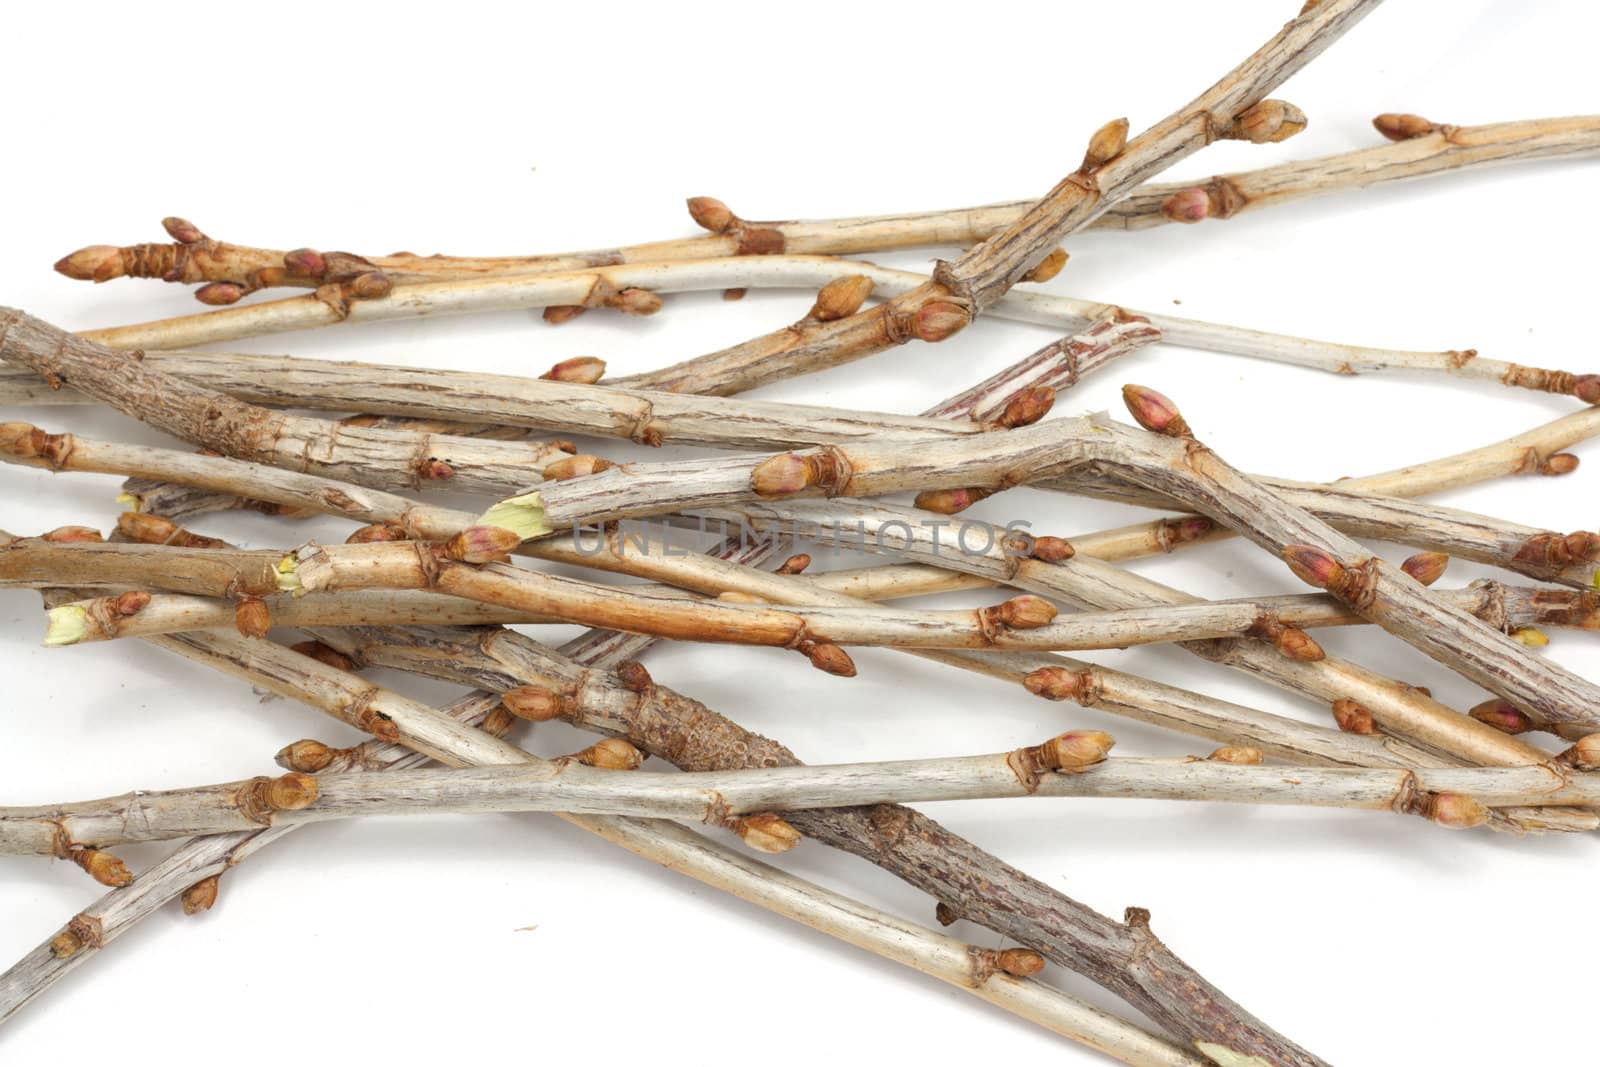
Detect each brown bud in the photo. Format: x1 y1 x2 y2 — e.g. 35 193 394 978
1234 100 1307 144
1510 627 1550 648
116 511 224 549
1022 248 1067 284
723 288 747 301
1468 699 1537 735
997 948 1046 977
1121 385 1191 436
1038 730 1115 770
686 196 736 233
1561 734 1600 771
234 595 272 639
194 282 244 306
1022 666 1090 702
811 275 875 321
540 356 607 384
1029 536 1075 562
750 451 843 498
42 525 103 543
1082 117 1130 169
263 772 319 811
935 902 960 926
1161 187 1212 224
994 595 1058 630
1540 453 1580 476
282 248 327 277
1426 792 1488 830
1331 699 1380 735
49 930 85 958
732 813 801 854
181 875 220 915
54 245 126 282
73 849 134 888
161 217 206 244
913 486 994 515
348 271 392 299
1400 551 1449 586
291 640 358 672
997 385 1055 429
543 305 586 325
1274 627 1325 662
1207 745 1265 765
1283 544 1345 590
1574 376 1600 405
276 739 337 773
575 738 644 771
617 660 653 693
481 705 518 738
914 300 970 343
1372 113 1438 142
802 641 857 677
776 553 812 574
543 455 615 481
502 686 568 722
345 523 409 544
418 457 454 481
444 525 523 563
612 288 661 316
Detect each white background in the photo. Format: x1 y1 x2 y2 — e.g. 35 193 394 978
2 2 1596 1063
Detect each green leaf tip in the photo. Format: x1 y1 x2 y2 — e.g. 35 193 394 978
476 490 552 541
43 605 90 647
1195 1043 1273 1067
275 555 304 596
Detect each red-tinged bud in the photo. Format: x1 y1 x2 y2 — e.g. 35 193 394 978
1172 516 1214 543
913 486 994 515
686 196 736 233
802 641 857 677
994 595 1058 630
54 245 126 282
1022 248 1068 284
73 849 133 888
540 356 607 384
282 248 326 277
1120 384 1191 437
1275 628 1325 662
1030 536 1075 562
1234 100 1307 144
348 271 392 299
110 591 149 617
418 457 456 481
1401 551 1449 586
542 455 614 481
1331 699 1380 735
776 553 811 574
1426 792 1488 830
1283 544 1345 590
1022 666 1092 702
1539 453 1580 476
914 300 970 343
234 595 272 639
502 686 569 722
195 282 244 306
1468 698 1536 735
613 287 661 316
181 875 220 915
731 813 801 854
161 217 206 244
1161 187 1211 224
616 660 652 693
543 305 586 325
444 525 522 563
1372 113 1438 142
1081 117 1129 169
811 275 875 321
750 450 848 498
1562 734 1600 771
345 523 409 544
1574 376 1600 405
997 385 1055 428
997 949 1046 977
276 739 336 773
42 525 103 543
1207 745 1265 765
1038 730 1115 770
291 640 358 672
574 738 644 771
